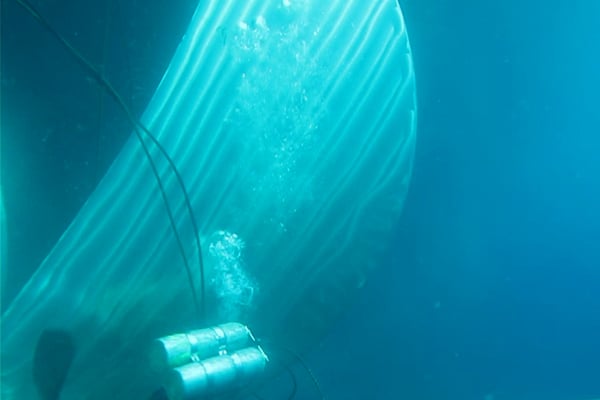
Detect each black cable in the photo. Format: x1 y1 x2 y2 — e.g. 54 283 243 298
14 0 206 320
249 350 298 400
283 364 298 400
257 339 325 400
282 349 323 400
94 0 113 183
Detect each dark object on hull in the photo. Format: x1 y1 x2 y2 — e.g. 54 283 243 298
33 329 76 400
149 387 169 400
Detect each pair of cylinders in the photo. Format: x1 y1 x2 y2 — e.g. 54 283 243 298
150 322 268 400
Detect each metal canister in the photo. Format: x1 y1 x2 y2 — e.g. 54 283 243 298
150 322 253 371
166 346 268 400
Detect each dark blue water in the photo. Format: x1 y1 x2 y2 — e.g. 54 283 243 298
308 1 600 399
2 0 599 399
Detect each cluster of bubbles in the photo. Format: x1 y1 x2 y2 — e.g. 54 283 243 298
206 230 257 320
224 12 324 232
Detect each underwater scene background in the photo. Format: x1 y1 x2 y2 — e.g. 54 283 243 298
1 0 599 399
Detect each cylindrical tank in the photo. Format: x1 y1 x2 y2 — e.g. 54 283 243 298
150 322 253 371
166 347 268 400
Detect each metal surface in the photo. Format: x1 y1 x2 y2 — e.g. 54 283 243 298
1 1 417 398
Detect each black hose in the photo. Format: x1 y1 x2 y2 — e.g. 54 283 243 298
14 0 206 320
257 339 325 400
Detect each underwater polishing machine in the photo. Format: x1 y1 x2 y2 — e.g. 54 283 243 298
150 322 256 370
151 322 269 400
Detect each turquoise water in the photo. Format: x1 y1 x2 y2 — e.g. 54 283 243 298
2 0 599 399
